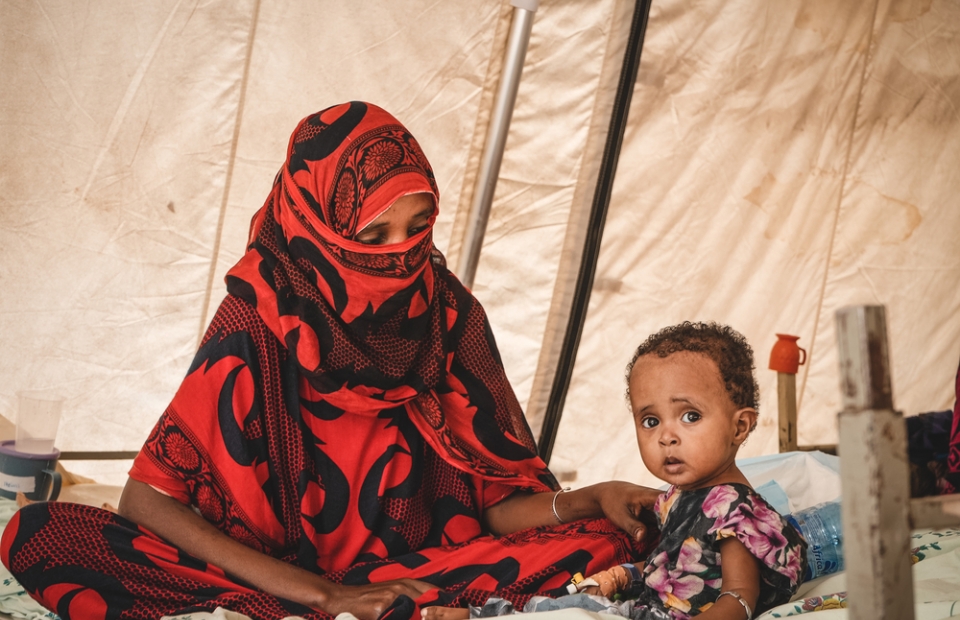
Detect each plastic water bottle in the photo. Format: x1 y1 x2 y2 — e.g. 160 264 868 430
786 500 844 582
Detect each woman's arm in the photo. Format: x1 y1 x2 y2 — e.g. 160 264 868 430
118 479 433 620
482 481 660 540
695 537 760 620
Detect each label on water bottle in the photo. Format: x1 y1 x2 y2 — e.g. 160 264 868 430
808 541 841 579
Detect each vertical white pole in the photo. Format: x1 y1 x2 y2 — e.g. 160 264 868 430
835 305 915 620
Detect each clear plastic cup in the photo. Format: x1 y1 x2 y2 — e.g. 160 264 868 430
15 392 63 455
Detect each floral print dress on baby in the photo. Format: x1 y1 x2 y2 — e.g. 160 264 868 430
629 483 808 619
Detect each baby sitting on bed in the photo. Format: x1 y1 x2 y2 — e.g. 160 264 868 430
426 322 807 620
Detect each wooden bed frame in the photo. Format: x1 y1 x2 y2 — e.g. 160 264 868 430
823 305 960 620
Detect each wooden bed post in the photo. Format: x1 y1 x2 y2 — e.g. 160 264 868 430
835 305 915 620
776 372 798 452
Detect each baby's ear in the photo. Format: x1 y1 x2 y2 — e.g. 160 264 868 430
733 408 758 444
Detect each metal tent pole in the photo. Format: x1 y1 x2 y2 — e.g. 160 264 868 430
457 0 539 289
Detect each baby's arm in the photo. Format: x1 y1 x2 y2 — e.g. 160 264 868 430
697 537 760 620
577 562 644 597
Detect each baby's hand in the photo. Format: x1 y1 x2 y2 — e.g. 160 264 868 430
421 607 469 620
577 565 633 598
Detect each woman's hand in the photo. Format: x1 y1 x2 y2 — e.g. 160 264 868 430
321 580 436 620
589 481 661 542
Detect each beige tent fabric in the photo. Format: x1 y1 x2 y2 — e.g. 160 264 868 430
0 0 512 483
809 0 960 429
546 0 960 488
522 0 638 442
202 0 515 329
458 0 628 423
1 0 260 482
1 0 957 490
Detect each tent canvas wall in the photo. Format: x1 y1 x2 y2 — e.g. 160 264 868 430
2 0 958 488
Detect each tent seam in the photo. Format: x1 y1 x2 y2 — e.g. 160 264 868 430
197 0 263 347
798 0 881 415
523 0 635 438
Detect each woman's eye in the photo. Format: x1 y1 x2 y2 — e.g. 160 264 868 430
408 224 429 237
640 417 659 429
356 234 386 245
680 411 701 423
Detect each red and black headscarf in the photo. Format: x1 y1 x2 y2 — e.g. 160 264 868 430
225 101 555 491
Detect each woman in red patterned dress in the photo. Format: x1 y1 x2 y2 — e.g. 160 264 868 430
2 102 658 620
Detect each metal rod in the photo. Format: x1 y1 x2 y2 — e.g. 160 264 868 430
456 1 537 289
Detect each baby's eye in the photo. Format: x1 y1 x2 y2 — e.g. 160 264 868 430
680 411 701 423
640 417 659 429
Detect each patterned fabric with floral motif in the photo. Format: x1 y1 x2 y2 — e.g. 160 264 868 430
629 483 807 619
763 592 847 617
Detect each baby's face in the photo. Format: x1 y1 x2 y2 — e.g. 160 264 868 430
628 351 751 491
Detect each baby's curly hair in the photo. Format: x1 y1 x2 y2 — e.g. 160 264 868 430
625 322 759 412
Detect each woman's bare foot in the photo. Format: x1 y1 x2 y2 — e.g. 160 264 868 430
422 606 470 620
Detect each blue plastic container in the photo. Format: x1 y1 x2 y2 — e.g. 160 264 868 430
786 500 844 582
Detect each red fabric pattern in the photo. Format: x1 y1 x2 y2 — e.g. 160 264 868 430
2 502 647 620
129 293 546 572
224 101 552 490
